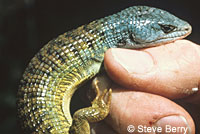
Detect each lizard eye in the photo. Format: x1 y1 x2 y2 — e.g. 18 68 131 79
159 24 176 34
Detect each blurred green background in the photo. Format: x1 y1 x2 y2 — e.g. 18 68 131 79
0 0 199 133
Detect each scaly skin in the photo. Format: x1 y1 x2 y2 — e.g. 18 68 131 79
17 6 192 134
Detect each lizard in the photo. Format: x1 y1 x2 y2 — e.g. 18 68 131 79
17 6 192 134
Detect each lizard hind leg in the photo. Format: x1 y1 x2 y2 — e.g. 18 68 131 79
69 77 112 134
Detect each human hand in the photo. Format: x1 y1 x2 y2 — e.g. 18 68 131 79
91 40 199 134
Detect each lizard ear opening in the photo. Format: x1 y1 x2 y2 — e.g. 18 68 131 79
116 34 142 48
129 33 141 44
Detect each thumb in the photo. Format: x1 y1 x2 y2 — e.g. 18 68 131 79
104 40 200 100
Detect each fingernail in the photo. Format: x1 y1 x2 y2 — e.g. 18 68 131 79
154 115 191 134
111 49 154 74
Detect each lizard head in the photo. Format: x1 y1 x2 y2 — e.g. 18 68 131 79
117 6 192 49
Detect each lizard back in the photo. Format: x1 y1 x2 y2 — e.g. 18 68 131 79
17 21 107 133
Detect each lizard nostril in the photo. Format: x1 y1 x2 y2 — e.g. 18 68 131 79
184 25 192 32
185 28 190 31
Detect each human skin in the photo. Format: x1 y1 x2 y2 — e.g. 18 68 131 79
91 40 199 134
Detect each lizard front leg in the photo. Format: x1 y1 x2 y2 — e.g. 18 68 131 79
69 77 112 134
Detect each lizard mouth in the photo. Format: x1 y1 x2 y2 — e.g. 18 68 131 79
152 25 192 45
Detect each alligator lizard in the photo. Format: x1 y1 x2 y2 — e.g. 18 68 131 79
17 6 192 134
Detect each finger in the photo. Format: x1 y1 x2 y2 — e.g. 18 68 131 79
106 88 195 134
104 40 200 100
